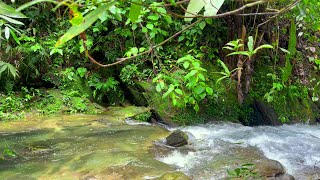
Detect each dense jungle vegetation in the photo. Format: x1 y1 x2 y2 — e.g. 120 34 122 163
0 0 319 125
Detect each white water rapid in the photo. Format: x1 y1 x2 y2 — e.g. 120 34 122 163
157 122 320 179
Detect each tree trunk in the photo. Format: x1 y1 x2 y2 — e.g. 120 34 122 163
237 59 244 104
237 25 247 104
244 57 253 97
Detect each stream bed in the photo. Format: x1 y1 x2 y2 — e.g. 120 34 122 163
0 107 319 179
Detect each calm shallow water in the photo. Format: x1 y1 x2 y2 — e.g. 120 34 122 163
0 110 174 180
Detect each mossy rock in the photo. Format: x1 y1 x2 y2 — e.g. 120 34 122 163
157 172 191 180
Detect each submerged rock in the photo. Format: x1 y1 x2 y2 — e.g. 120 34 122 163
157 172 190 180
166 130 189 147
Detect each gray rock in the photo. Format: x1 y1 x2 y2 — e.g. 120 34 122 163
267 173 295 180
166 130 189 147
255 159 285 177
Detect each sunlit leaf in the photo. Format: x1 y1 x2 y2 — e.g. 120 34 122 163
228 51 250 57
185 0 225 21
0 14 24 25
129 0 142 23
56 2 115 47
16 0 57 12
0 0 27 18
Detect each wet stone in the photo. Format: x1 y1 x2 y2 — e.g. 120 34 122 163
166 130 189 147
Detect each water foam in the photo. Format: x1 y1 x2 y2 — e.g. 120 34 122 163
157 123 320 178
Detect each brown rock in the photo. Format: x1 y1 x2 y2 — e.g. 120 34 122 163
256 159 285 177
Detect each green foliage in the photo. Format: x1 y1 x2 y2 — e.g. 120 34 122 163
215 59 239 85
88 75 123 104
0 61 18 79
0 142 16 160
129 0 142 23
120 64 152 85
134 112 152 122
185 0 225 21
153 55 213 112
281 21 296 83
225 36 273 58
0 1 27 41
56 2 116 47
227 163 261 179
298 0 320 30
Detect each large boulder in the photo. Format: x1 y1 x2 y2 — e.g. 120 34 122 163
252 100 281 126
255 159 285 177
166 130 189 147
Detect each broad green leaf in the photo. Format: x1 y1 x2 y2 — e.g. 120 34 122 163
227 51 250 57
129 0 142 23
17 0 57 12
172 97 177 106
194 86 205 95
194 103 199 112
184 70 198 80
0 14 24 25
198 73 205 81
206 87 213 95
146 24 154 30
164 15 172 24
253 44 273 54
175 88 183 95
131 47 139 56
56 2 115 47
0 1 27 18
199 21 206 30
142 27 147 33
183 61 190 69
163 84 175 98
147 15 158 21
168 0 176 6
156 84 161 92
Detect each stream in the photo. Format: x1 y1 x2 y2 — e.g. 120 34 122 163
157 122 320 179
0 107 319 179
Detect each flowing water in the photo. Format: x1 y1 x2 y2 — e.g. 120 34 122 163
157 122 320 179
0 108 320 180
